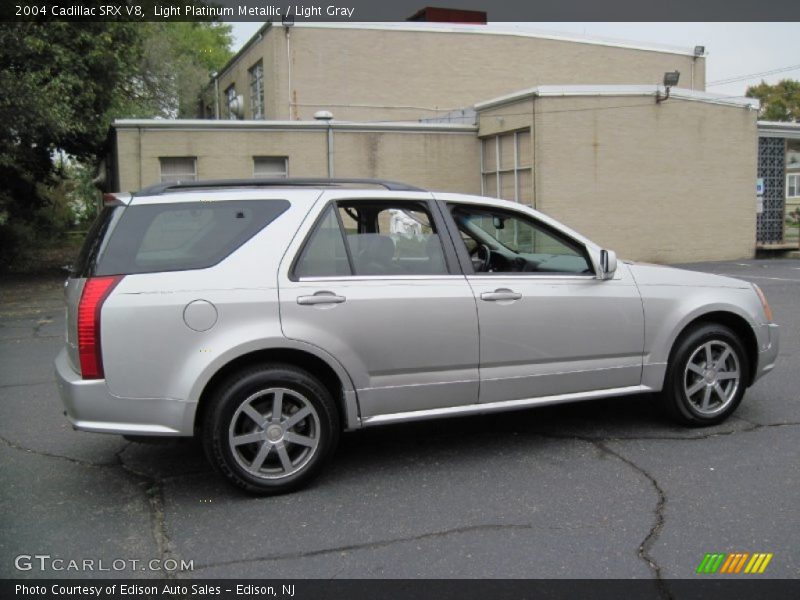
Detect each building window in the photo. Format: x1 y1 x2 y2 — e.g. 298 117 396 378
249 61 265 119
225 85 237 120
481 129 532 205
788 174 799 198
253 156 288 178
159 157 197 183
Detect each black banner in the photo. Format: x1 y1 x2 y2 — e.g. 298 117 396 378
2 0 800 22
4 579 800 600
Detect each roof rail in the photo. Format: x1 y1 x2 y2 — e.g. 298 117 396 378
136 178 427 196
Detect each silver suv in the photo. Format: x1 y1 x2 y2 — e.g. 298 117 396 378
55 179 779 494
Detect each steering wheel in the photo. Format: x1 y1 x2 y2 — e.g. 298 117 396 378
474 244 492 272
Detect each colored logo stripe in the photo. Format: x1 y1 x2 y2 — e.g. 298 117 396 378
697 552 773 574
744 553 773 574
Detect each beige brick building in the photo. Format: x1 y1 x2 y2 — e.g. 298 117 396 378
106 22 763 263
207 23 707 122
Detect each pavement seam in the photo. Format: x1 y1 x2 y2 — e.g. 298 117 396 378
116 443 181 580
191 523 535 571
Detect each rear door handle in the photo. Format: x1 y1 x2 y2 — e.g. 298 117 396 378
297 291 346 305
480 288 522 302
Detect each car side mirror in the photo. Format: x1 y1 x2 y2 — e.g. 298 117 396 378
599 249 617 280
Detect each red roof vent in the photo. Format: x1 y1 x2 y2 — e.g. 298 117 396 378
407 7 487 24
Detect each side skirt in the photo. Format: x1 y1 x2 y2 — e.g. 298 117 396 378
360 385 655 427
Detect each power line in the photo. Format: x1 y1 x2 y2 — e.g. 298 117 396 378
708 63 800 87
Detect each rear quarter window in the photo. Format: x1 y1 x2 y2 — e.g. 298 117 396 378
93 200 290 276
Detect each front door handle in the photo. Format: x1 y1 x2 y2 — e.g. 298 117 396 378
297 291 346 305
480 288 522 302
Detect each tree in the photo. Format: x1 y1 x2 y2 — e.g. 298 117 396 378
746 79 800 122
118 22 233 118
0 19 233 270
0 21 140 267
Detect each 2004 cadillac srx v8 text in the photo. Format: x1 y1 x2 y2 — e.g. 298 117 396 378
55 179 779 494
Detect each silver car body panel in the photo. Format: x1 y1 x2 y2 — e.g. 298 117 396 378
278 190 480 419
55 187 779 436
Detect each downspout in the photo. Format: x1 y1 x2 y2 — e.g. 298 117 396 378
327 122 334 177
137 126 142 190
286 26 293 119
213 73 220 119
531 95 538 209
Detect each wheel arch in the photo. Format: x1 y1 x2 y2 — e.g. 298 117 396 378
192 343 360 434
667 310 759 387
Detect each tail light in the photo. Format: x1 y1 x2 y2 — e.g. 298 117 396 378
77 275 123 379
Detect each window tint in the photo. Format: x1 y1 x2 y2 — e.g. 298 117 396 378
93 200 289 276
294 206 352 278
451 205 591 275
340 202 448 276
71 206 121 278
293 201 450 278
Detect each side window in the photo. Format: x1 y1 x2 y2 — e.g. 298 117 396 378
339 202 448 276
95 200 290 276
450 204 592 275
293 206 352 278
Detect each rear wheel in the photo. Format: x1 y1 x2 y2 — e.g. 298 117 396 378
203 364 339 494
661 323 749 426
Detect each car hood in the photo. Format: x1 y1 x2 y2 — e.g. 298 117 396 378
625 262 750 289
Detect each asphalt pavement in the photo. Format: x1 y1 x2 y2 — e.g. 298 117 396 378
0 260 798 581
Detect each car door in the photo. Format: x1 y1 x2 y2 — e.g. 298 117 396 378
438 197 645 405
278 191 480 420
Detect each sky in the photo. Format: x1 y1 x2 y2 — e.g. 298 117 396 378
230 21 800 98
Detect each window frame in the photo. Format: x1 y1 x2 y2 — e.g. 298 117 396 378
787 173 800 198
480 129 533 204
442 201 596 278
248 60 265 119
253 156 289 178
289 198 460 281
159 156 197 183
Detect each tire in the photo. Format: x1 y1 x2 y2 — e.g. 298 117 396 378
202 363 340 495
661 323 749 427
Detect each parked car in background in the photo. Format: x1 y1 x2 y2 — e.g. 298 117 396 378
55 179 779 494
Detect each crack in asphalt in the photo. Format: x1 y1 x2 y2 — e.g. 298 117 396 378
591 440 671 600
31 318 55 339
0 434 120 468
0 434 183 579
1 334 61 342
0 380 55 389
2 414 799 581
192 523 536 571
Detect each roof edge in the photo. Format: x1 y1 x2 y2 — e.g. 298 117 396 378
291 22 701 57
112 119 477 133
475 85 760 111
758 120 800 139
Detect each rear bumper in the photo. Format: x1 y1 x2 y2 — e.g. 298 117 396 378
753 323 779 384
54 348 195 436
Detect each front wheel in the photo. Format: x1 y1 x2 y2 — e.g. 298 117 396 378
661 323 749 427
203 364 339 494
